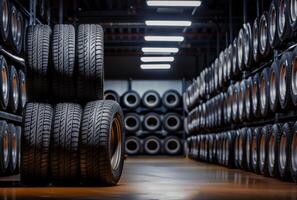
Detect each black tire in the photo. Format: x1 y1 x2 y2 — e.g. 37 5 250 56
104 90 119 102
290 121 297 182
51 24 76 101
245 77 253 121
51 103 82 184
268 123 282 178
18 70 26 112
21 103 53 184
77 24 104 102
259 12 272 59
234 130 240 168
162 90 181 109
124 113 141 132
279 52 293 110
232 38 240 76
8 65 19 113
15 125 21 174
163 136 181 155
246 127 253 171
232 83 240 123
252 73 261 118
260 67 270 117
143 112 161 132
262 124 272 177
122 90 141 109
0 55 9 110
142 90 160 109
278 0 293 41
237 28 245 71
7 123 17 174
269 0 281 48
125 136 141 155
80 100 124 185
13 9 24 54
0 121 9 174
225 131 235 168
278 122 293 181
289 0 297 31
243 23 254 68
0 0 10 43
238 80 246 122
26 25 51 101
239 128 247 170
253 17 262 63
269 60 281 112
7 3 16 49
290 46 297 106
143 136 161 155
252 127 261 174
163 113 181 132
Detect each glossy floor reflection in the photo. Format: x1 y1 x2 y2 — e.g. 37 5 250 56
0 157 296 200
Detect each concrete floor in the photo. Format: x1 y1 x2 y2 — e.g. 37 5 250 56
0 157 296 200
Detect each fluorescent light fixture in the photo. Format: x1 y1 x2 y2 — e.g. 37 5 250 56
145 20 192 27
147 1 202 7
140 64 171 69
141 57 174 62
141 47 179 53
144 36 184 42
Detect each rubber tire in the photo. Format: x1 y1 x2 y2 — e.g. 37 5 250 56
239 128 248 170
21 103 53 184
245 77 253 121
246 127 253 171
18 70 26 112
253 17 262 63
121 90 141 109
0 0 10 43
290 121 297 182
8 65 19 113
268 123 282 178
252 127 261 174
269 60 281 112
163 112 181 132
51 24 76 101
252 73 261 118
162 90 181 109
290 46 297 106
268 0 281 48
142 90 161 109
0 121 9 174
163 136 181 155
262 124 272 177
51 103 82 184
14 126 21 174
124 113 141 132
260 67 270 117
125 136 141 155
80 100 124 186
13 9 24 54
104 90 119 102
0 55 9 110
26 25 51 101
289 0 297 31
277 0 293 42
7 123 17 174
225 131 235 168
259 12 272 59
278 122 293 181
143 112 161 132
143 136 161 155
243 23 254 68
279 52 293 110
77 24 104 102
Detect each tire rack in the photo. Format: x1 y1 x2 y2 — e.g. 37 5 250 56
121 79 186 156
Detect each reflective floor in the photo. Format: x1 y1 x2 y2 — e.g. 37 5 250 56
0 157 296 200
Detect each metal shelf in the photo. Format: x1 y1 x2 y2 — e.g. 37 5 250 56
0 111 22 125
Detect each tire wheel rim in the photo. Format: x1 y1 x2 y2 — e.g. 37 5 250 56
239 86 244 119
260 17 268 54
12 73 19 109
280 133 287 171
252 81 258 114
260 134 266 169
253 21 259 58
1 64 8 105
290 0 297 24
110 115 122 171
291 133 297 172
269 134 276 169
11 132 17 168
260 75 267 111
16 13 22 48
292 56 297 96
2 0 8 35
125 94 138 107
3 129 8 168
238 31 243 68
11 7 17 44
280 63 287 101
269 5 277 44
279 0 286 36
244 27 250 64
270 70 277 106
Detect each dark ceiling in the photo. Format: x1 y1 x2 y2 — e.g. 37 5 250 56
49 0 270 80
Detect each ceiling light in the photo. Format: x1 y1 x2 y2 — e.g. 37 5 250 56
144 36 184 42
141 57 174 62
140 64 171 69
147 1 202 7
141 47 179 53
145 20 192 27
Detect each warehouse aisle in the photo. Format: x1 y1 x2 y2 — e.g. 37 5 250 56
0 157 296 200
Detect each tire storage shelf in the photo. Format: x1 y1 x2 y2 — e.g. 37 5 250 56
184 0 297 183
105 88 185 156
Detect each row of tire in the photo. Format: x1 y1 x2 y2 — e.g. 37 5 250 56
186 122 297 182
0 121 20 176
186 46 297 132
125 136 183 155
184 0 297 111
125 112 182 133
0 0 25 54
0 55 26 113
105 90 181 110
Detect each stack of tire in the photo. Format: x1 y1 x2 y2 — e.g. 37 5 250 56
104 89 184 156
21 24 125 186
0 0 26 177
184 0 297 183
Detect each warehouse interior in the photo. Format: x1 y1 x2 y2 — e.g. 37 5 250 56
0 0 297 199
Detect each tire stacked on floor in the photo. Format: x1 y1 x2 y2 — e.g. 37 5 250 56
21 24 125 186
107 89 184 155
184 0 297 183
